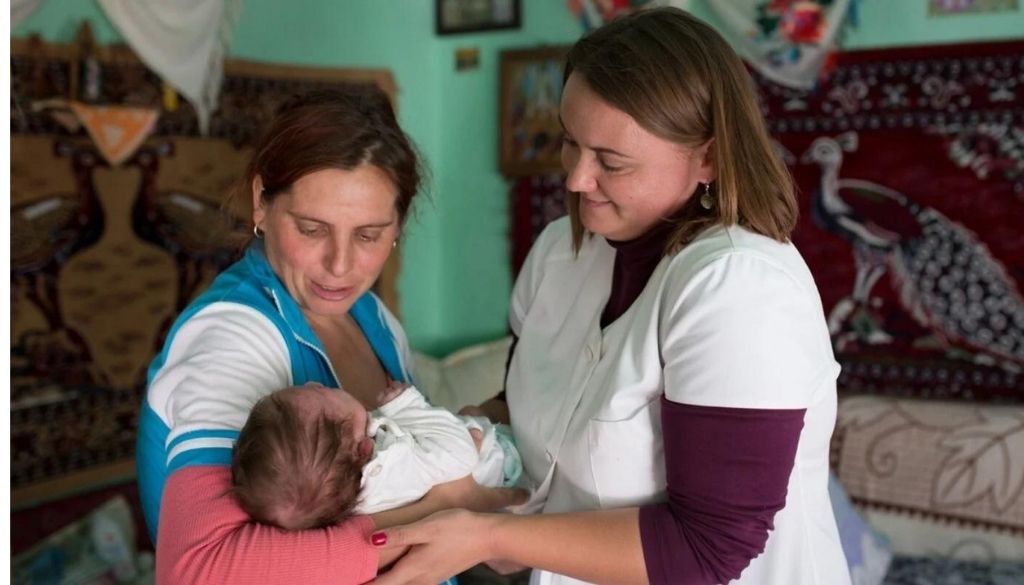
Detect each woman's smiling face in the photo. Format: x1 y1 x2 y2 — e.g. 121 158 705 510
559 72 714 241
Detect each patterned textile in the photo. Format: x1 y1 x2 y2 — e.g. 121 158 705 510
565 1 859 89
832 394 1024 555
701 0 858 89
764 41 1024 402
565 0 657 31
510 173 567 272
788 45 1024 564
10 36 398 503
882 556 1024 585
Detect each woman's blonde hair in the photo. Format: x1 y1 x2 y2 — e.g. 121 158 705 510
563 7 797 254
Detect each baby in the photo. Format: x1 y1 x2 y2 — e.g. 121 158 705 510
230 381 522 530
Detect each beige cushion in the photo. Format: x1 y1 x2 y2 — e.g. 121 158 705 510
833 394 1024 559
412 336 513 413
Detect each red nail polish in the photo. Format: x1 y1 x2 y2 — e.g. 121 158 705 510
371 532 387 546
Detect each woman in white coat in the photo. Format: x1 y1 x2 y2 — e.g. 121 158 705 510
374 7 850 585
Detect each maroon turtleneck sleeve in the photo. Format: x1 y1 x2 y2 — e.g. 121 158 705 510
639 400 805 584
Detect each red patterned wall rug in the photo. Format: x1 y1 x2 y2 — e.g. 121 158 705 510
767 41 1023 403
510 41 1024 404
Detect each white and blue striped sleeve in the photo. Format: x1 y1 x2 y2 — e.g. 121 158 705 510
147 302 292 473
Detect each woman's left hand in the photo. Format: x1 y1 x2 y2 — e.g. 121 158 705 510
372 509 497 585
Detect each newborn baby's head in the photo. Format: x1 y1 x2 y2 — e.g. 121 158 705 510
231 382 374 530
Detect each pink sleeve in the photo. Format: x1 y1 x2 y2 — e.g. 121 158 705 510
156 465 379 585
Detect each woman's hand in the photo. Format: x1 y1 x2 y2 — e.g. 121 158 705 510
375 506 648 585
372 509 499 585
370 474 527 529
369 475 525 570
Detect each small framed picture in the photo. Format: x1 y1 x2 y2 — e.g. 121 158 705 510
498 46 571 176
436 0 522 35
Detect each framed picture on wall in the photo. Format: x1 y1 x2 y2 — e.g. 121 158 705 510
498 46 570 176
436 0 521 35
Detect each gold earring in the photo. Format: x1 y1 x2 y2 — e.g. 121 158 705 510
699 182 714 210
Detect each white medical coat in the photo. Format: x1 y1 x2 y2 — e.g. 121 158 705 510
507 217 850 585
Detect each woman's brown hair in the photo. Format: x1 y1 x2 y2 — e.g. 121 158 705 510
236 85 423 228
563 6 797 254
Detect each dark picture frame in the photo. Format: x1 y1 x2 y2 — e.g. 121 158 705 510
498 46 570 176
436 0 522 35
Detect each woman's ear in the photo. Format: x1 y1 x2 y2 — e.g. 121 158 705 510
700 139 717 184
251 175 266 227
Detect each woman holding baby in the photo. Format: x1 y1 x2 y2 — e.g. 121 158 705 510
136 86 522 584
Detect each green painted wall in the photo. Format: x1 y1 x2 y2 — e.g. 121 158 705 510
12 0 120 42
431 4 579 354
842 1 1024 48
13 0 1024 355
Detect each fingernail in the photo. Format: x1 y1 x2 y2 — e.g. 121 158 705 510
371 531 387 546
